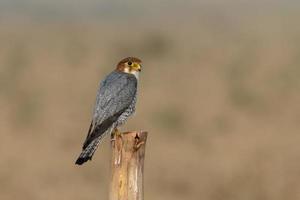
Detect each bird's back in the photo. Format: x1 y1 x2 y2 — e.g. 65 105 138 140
93 71 137 125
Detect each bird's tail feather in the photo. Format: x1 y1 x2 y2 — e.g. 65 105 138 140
75 137 101 165
75 121 117 165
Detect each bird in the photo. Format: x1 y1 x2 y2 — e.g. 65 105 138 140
75 57 142 165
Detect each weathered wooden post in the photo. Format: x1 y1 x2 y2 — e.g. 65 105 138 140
109 131 148 200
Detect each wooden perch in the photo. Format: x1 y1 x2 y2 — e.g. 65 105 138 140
109 131 148 200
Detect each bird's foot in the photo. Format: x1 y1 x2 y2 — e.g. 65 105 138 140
111 128 123 165
111 128 122 142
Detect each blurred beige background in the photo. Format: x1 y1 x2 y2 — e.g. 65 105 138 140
1 1 300 200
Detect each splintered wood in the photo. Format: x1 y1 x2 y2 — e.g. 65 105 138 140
110 131 148 200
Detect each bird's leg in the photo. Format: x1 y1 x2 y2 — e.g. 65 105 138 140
110 128 116 142
115 128 122 138
110 128 121 142
111 128 123 165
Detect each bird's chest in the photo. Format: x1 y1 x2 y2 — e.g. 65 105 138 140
116 96 137 125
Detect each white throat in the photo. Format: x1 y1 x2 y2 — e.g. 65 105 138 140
123 68 139 79
130 71 139 80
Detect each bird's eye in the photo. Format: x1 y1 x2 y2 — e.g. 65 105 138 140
128 61 132 66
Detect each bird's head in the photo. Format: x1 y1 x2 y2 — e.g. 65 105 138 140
116 57 142 79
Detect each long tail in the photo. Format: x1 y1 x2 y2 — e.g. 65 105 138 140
75 114 121 165
75 137 101 165
75 121 116 165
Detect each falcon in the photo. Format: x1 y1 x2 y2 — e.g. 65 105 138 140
75 57 142 165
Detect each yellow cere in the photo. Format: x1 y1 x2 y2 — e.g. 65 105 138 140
131 62 141 72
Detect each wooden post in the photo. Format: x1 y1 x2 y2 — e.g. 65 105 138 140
109 131 148 200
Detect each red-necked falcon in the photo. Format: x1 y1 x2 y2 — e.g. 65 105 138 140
75 57 142 165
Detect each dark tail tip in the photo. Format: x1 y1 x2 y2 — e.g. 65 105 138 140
75 156 91 165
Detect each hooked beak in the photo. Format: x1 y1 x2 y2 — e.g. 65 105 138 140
133 63 142 72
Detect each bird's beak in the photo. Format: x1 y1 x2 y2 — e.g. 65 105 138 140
133 63 142 72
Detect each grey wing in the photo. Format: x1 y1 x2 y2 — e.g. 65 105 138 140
82 72 137 149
